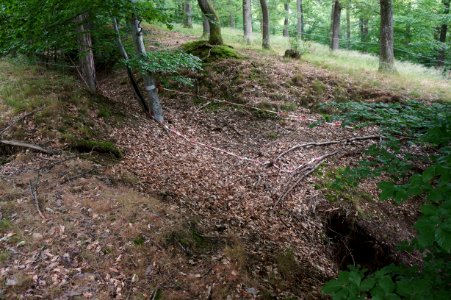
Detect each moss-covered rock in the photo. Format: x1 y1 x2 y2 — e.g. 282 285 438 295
181 40 242 61
70 139 122 158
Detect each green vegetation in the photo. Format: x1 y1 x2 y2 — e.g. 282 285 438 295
320 100 451 299
170 23 450 102
181 40 242 61
69 139 122 158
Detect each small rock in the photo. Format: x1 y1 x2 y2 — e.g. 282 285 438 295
5 277 17 286
32 233 43 240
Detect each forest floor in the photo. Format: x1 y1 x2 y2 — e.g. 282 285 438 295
0 27 439 299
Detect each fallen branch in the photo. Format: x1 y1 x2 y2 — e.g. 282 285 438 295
0 139 53 154
0 110 37 136
274 135 380 162
273 151 339 209
29 175 47 220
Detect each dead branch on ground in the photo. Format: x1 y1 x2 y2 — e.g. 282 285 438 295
1 139 53 154
29 174 47 220
273 151 339 209
274 135 380 162
0 110 38 136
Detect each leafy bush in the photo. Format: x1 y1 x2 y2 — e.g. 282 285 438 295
127 50 202 86
320 100 451 299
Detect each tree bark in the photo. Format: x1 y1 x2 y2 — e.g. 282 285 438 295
197 0 223 45
259 0 270 49
437 0 450 68
129 16 164 122
228 0 235 28
75 13 96 93
184 0 193 28
346 1 351 49
112 17 149 113
201 13 210 39
296 0 303 38
359 18 369 43
379 0 396 72
283 2 289 37
330 0 342 50
243 0 252 44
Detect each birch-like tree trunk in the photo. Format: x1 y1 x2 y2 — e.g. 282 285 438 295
283 2 289 37
75 13 96 93
259 0 270 49
129 16 164 122
112 17 149 113
296 0 303 38
243 0 252 44
197 0 223 45
379 0 396 72
184 0 193 28
330 0 342 51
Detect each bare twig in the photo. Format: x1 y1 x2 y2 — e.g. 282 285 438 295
29 174 47 220
274 135 380 162
0 110 38 136
1 139 53 154
274 151 339 209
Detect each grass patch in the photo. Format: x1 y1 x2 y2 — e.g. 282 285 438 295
314 166 373 214
69 139 122 158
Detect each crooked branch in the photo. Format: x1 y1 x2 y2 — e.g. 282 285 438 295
273 151 339 209
274 135 380 162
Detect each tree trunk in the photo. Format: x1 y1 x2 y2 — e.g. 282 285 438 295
197 0 223 45
437 0 450 68
201 13 210 39
283 2 289 37
184 0 193 28
379 0 396 72
75 13 96 93
296 0 303 38
130 16 164 122
112 17 149 113
228 0 235 28
243 0 252 44
259 0 270 49
360 18 369 42
330 0 342 50
346 1 351 49
229 15 235 28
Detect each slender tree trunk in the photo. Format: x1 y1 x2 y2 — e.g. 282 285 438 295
228 0 235 28
130 16 164 122
201 13 210 39
437 0 450 68
330 0 342 50
197 0 223 45
243 0 252 44
346 1 351 49
379 0 396 72
283 2 289 37
259 0 270 49
360 18 369 42
184 0 193 28
112 17 149 113
75 13 96 93
296 0 303 38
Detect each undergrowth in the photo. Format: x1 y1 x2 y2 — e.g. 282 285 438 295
166 23 450 101
319 100 451 299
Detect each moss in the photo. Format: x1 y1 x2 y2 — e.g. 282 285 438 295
276 248 298 280
181 40 241 61
69 139 122 158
